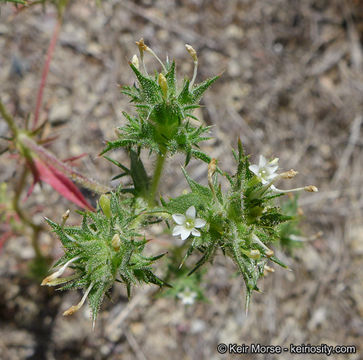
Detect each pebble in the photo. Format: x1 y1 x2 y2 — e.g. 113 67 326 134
49 102 72 123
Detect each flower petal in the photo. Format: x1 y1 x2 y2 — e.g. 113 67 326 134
172 214 185 225
180 228 191 241
249 164 259 176
194 218 206 228
172 225 184 236
182 296 195 305
268 165 278 174
191 228 201 237
259 155 267 167
186 206 196 219
267 173 278 181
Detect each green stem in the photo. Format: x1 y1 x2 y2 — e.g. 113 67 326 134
12 167 44 259
0 100 18 137
149 152 166 205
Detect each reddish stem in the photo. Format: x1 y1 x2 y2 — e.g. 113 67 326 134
33 17 62 130
20 135 111 195
0 231 13 254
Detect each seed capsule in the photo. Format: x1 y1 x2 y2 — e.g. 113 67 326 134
99 194 111 218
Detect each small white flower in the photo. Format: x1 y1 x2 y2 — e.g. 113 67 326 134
41 256 79 286
177 287 198 305
249 155 279 185
172 206 206 241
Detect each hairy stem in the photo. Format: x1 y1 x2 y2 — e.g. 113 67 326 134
149 153 166 205
0 100 18 137
33 16 62 129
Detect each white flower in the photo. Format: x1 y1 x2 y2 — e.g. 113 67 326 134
41 256 79 286
249 155 279 185
177 287 198 305
172 206 206 241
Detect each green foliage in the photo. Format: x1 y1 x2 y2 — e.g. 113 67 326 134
43 191 167 322
102 58 217 164
39 41 317 323
162 144 291 310
0 0 27 4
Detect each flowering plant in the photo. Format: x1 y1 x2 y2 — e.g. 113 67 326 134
1 35 318 322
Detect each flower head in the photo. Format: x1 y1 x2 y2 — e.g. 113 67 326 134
172 206 206 241
249 155 279 185
177 287 198 305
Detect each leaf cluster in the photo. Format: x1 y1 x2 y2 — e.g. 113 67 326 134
45 191 167 321
161 142 291 309
102 60 218 165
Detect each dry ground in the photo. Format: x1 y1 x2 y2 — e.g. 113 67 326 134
0 0 362 359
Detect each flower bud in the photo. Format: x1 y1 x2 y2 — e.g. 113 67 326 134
265 249 274 258
61 209 70 227
248 249 261 260
304 185 318 192
185 44 198 62
99 194 111 218
158 73 168 99
280 169 298 179
63 282 94 316
208 158 217 190
264 265 275 276
136 38 148 53
112 233 121 251
131 54 139 69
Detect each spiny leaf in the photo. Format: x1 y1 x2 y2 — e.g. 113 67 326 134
181 167 212 198
129 63 161 104
190 75 219 102
129 150 149 195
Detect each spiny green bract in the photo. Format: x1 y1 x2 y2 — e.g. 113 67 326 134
162 142 291 310
101 59 218 165
44 191 167 322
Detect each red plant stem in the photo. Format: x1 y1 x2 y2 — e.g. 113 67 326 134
0 231 13 254
33 16 62 130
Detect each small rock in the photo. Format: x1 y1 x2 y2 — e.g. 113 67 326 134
0 24 9 35
49 102 72 123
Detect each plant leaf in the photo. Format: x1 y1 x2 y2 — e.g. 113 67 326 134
34 159 94 211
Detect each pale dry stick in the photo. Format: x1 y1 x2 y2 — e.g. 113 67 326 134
105 287 152 338
348 147 363 214
307 42 348 77
124 329 149 360
344 4 363 71
333 115 362 184
120 1 221 52
288 117 316 169
338 61 363 95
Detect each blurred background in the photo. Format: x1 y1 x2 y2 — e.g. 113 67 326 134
0 0 362 359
